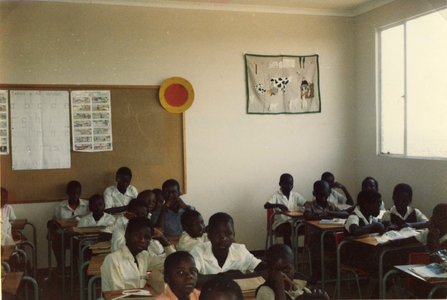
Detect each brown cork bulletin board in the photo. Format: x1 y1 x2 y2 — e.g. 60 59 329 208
0 84 186 204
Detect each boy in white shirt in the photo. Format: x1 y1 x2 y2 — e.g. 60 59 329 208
264 174 306 248
104 167 138 214
176 210 209 252
77 194 115 228
101 216 175 292
1 187 16 245
190 212 267 286
1 187 16 221
321 172 354 206
49 180 89 272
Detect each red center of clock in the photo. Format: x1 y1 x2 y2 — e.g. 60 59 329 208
165 84 189 107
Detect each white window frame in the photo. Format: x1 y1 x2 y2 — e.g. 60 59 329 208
377 8 447 161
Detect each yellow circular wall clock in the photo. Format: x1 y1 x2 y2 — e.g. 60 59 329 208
159 77 194 113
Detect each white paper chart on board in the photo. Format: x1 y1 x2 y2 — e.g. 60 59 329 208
0 90 9 155
71 90 113 152
10 90 71 170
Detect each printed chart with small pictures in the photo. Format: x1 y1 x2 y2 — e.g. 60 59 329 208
71 90 113 152
10 90 71 170
0 90 9 155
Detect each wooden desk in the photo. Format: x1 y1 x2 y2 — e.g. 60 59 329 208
2 272 24 295
91 241 112 255
338 234 423 299
56 218 79 228
87 255 106 276
304 219 345 292
102 287 157 300
10 219 27 230
1 245 16 261
166 235 181 248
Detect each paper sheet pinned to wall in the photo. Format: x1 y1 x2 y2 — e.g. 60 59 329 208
71 90 113 152
10 90 71 170
0 90 9 155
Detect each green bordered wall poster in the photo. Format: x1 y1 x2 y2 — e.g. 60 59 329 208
245 54 321 114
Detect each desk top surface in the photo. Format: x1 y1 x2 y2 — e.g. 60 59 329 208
305 220 345 230
10 219 27 230
102 287 157 300
1 272 24 295
56 218 79 228
1 245 16 261
281 209 304 218
87 255 106 276
394 264 447 285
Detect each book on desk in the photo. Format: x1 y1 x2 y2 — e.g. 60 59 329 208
409 263 447 281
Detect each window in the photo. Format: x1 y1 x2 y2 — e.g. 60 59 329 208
379 8 447 159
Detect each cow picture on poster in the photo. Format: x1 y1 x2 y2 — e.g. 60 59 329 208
245 54 321 114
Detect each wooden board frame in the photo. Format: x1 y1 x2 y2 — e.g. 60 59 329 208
0 84 187 204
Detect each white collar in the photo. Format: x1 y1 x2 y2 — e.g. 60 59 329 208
354 206 373 225
201 242 241 269
390 206 414 219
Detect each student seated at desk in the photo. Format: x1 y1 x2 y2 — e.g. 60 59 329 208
77 194 115 228
48 180 89 271
156 251 201 300
104 167 138 214
177 210 209 252
101 217 175 292
153 188 165 212
381 183 428 230
1 187 16 221
264 173 306 248
1 214 14 246
107 198 168 255
343 189 386 275
320 172 353 206
256 244 328 300
199 276 243 300
304 180 348 285
344 177 385 214
138 189 158 219
152 179 195 237
191 212 267 286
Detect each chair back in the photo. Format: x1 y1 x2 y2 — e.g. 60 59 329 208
408 252 430 264
334 231 346 255
266 208 274 231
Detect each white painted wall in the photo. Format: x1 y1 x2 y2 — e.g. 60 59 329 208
354 0 447 216
0 1 356 268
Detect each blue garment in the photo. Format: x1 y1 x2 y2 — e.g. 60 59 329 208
151 206 195 236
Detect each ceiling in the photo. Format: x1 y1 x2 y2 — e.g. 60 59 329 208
0 0 395 17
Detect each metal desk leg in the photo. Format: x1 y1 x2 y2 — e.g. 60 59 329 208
268 212 279 248
14 249 28 276
61 227 69 293
80 261 90 300
382 269 399 299
428 284 447 298
21 240 37 279
71 235 74 295
25 221 37 269
22 276 39 300
2 261 11 272
87 275 101 300
320 230 327 292
48 227 52 281
336 240 352 299
293 222 307 278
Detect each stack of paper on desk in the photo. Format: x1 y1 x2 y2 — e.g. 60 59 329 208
90 241 111 249
234 277 265 297
319 219 346 225
375 227 421 244
409 263 447 280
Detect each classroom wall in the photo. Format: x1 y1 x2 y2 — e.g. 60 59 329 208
354 0 447 217
0 1 356 268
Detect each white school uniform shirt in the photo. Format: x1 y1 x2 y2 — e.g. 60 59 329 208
1 215 14 246
176 232 209 252
267 189 306 230
328 189 347 205
110 215 165 255
103 185 138 209
101 244 175 292
2 205 16 220
381 206 428 222
344 206 378 233
190 242 261 275
52 199 89 219
77 212 116 228
415 229 447 246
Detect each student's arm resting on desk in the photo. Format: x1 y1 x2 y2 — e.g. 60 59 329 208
348 222 386 236
264 202 288 212
104 206 128 214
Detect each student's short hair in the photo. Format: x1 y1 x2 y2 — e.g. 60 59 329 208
125 216 154 236
313 180 329 192
200 276 243 300
89 194 104 204
164 251 195 277
362 177 379 191
162 179 180 191
208 212 234 232
393 183 413 198
357 189 382 206
1 187 7 196
279 173 293 183
432 204 447 220
137 190 153 199
266 244 293 265
116 167 132 179
181 210 202 228
127 198 148 214
66 181 81 192
321 172 334 180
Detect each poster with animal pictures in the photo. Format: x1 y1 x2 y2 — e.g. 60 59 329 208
245 54 321 114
